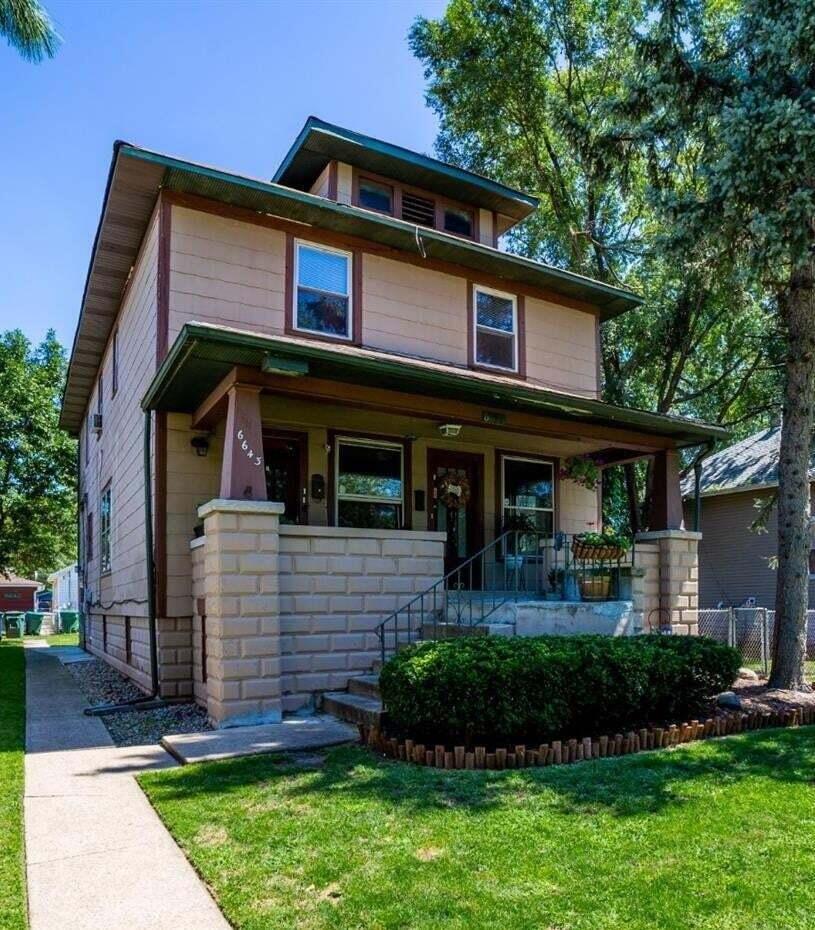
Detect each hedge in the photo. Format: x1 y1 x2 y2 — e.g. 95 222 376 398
378 635 740 747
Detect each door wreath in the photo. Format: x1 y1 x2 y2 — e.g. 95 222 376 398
436 473 471 509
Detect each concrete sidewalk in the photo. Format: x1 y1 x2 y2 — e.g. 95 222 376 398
24 647 231 930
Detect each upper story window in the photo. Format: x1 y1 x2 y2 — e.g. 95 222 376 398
443 206 473 238
358 177 393 214
111 330 119 396
294 241 353 340
473 285 518 372
100 486 112 574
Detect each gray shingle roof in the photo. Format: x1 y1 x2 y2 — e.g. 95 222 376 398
681 424 815 498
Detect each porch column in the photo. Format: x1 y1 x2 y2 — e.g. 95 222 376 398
220 384 267 501
648 449 684 531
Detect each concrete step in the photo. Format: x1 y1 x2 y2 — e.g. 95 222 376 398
321 691 384 728
347 674 380 699
419 621 489 639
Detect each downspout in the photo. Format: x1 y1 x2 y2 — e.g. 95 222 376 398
84 409 165 716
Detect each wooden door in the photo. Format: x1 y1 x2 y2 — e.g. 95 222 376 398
263 431 308 524
427 449 484 580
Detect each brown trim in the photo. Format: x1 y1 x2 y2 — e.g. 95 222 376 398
426 447 485 564
162 190 602 317
327 161 338 201
327 428 413 530
262 428 310 524
284 233 363 347
218 364 671 452
156 196 172 367
154 410 167 617
468 281 526 381
494 449 559 541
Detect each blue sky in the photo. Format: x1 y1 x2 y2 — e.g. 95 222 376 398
0 0 447 348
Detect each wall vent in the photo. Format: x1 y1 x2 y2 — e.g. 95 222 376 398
401 192 435 227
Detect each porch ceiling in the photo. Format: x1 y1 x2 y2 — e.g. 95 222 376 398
142 322 727 449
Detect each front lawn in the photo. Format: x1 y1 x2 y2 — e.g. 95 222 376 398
0 642 26 930
140 728 815 930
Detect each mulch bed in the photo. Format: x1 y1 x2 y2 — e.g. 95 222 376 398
729 674 815 716
67 659 211 747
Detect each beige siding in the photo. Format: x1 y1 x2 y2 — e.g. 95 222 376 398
80 209 159 625
525 295 598 396
690 487 815 608
478 209 494 246
168 206 287 343
362 254 468 365
309 163 332 199
336 162 352 204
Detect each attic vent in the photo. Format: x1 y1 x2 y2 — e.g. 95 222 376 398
401 192 435 227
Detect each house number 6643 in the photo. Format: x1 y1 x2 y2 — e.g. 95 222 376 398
237 429 262 467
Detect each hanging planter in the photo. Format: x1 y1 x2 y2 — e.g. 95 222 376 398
559 455 601 491
436 474 471 510
572 529 631 563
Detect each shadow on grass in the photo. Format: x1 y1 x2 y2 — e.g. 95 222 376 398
140 724 815 819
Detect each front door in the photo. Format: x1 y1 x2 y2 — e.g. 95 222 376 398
263 431 308 524
427 449 484 579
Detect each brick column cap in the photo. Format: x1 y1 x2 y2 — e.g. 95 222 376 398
635 530 702 542
198 498 285 520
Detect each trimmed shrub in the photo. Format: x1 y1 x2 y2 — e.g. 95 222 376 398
378 635 740 747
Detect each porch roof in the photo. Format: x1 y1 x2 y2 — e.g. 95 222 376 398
142 322 727 448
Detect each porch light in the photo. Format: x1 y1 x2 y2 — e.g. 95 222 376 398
190 436 210 457
438 423 462 438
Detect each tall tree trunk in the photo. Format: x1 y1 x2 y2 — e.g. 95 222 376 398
769 255 815 691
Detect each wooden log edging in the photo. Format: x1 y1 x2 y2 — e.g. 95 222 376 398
359 707 809 770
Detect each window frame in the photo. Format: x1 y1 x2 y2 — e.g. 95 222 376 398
356 175 395 216
111 329 119 397
471 284 520 374
330 432 410 530
291 238 355 343
100 484 112 575
498 452 557 554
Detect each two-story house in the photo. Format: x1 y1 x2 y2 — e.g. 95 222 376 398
59 117 723 727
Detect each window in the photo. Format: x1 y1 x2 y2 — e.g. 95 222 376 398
501 456 554 553
294 241 353 339
444 206 473 238
86 511 94 561
112 330 118 396
473 286 518 371
335 438 404 529
809 549 815 576
100 487 112 574
358 177 393 214
98 375 103 417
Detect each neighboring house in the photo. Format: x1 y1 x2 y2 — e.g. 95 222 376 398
48 564 80 612
0 575 40 613
59 116 723 727
682 424 815 608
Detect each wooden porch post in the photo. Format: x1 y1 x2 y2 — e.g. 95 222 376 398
648 449 685 531
220 385 267 501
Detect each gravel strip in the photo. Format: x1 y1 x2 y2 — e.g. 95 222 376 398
66 658 211 747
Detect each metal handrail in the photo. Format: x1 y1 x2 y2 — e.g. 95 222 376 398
375 529 636 663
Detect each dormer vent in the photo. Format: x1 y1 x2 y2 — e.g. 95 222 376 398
401 191 435 227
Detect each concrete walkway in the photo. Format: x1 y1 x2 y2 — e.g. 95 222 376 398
24 647 231 930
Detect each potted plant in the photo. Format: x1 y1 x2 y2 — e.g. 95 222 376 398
571 528 631 562
500 512 537 575
559 455 601 491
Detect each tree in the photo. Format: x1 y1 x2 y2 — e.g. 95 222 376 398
410 0 781 534
0 0 59 62
621 0 815 689
0 330 76 579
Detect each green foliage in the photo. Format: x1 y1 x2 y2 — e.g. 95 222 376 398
560 455 601 490
410 0 784 532
0 0 60 62
574 527 631 550
379 634 739 746
0 643 26 930
0 330 77 578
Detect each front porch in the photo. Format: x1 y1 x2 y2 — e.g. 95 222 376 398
144 322 717 727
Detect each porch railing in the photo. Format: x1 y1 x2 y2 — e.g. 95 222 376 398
376 531 635 662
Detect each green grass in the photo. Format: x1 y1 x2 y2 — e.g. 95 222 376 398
0 642 26 930
140 729 815 930
44 632 78 647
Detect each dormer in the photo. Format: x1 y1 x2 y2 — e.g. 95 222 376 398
273 116 539 248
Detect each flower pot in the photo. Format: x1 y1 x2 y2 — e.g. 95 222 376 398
572 541 627 562
579 576 611 600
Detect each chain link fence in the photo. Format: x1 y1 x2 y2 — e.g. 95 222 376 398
698 607 815 676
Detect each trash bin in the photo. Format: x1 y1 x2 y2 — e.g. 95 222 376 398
59 610 80 633
25 611 45 635
5 613 24 638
